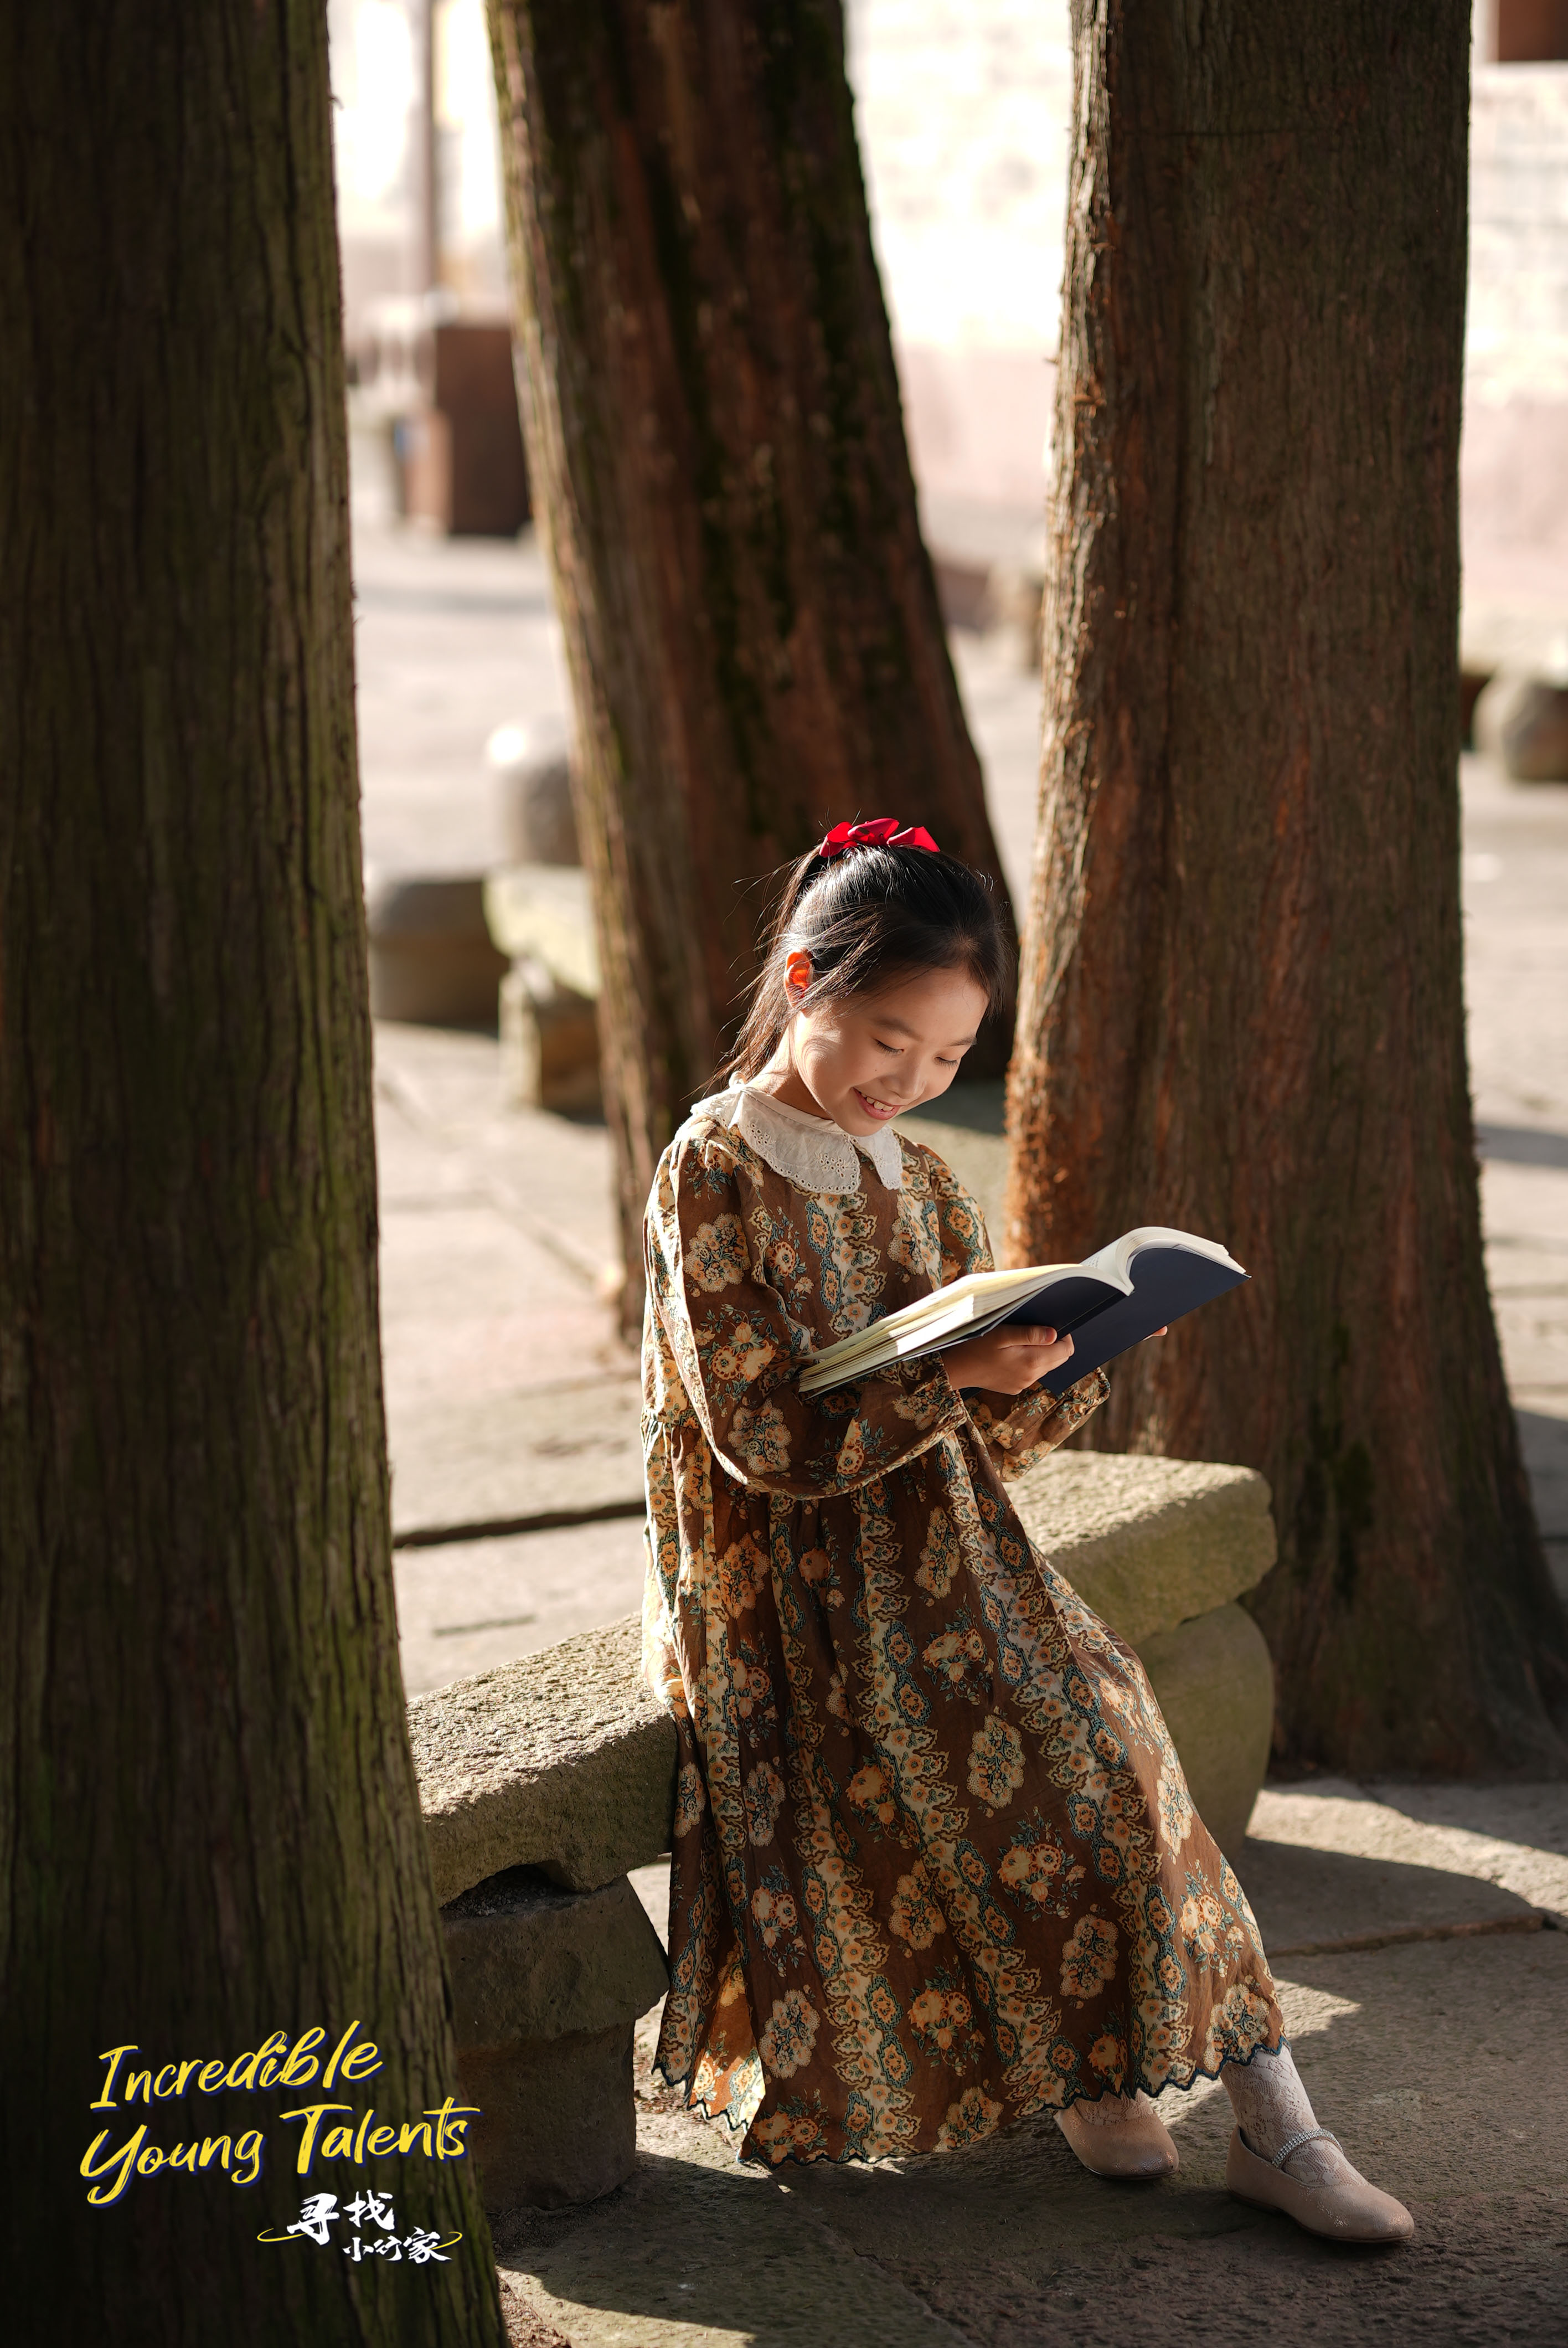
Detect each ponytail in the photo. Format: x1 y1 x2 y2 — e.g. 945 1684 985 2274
723 835 1011 1084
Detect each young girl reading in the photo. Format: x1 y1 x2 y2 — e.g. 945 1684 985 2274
639 820 1412 2244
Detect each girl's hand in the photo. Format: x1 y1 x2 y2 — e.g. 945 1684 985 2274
941 1324 1076 1396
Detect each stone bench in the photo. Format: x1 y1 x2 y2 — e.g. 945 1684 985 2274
483 863 602 1111
412 1616 674 1907
408 1619 676 2211
366 873 510 1028
442 1867 668 2208
410 1453 1277 2211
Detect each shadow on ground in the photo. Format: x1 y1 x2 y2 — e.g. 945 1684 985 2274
1478 1122 1568 1170
497 1833 1568 2346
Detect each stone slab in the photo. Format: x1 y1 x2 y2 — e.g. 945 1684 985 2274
351 513 570 881
1239 1779 1566 1947
499 961 601 1115
396 1516 649 1698
444 1868 669 2048
410 1615 677 1903
373 1016 626 1296
369 931 510 1028
497 2101 971 2347
1139 1600 1274 1859
499 1929 1568 2346
389 1376 643 1542
380 1202 625 1500
1355 1778 1568 1925
1009 1450 1277 1645
485 866 600 998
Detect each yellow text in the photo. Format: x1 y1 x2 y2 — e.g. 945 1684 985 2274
277 2098 478 2176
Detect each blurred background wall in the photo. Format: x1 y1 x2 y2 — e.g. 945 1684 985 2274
327 0 1568 656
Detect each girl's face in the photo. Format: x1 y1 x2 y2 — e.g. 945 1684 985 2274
765 954 989 1135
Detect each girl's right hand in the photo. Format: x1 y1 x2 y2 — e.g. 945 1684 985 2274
941 1324 1076 1397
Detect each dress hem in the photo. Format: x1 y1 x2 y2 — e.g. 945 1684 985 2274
651 2028 1288 2169
649 2056 756 2138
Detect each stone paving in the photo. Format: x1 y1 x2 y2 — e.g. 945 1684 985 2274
353 509 1568 2341
484 1783 1568 2348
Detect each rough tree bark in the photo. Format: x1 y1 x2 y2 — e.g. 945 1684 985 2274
487 0 1010 1323
0 6 507 2336
1005 1 1568 1775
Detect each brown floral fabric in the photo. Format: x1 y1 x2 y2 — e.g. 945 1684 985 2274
640 1108 1281 2166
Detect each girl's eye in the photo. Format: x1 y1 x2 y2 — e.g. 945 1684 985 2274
874 1039 901 1053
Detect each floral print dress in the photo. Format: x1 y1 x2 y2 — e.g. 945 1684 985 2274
641 1084 1281 2166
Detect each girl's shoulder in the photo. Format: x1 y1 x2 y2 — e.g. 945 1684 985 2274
682 1086 744 1136
657 1091 747 1193
893 1130 993 1263
894 1126 969 1198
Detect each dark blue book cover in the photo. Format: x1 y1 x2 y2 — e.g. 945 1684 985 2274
1022 1241 1249 1394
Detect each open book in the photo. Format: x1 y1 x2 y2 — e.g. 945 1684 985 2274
798 1227 1248 1397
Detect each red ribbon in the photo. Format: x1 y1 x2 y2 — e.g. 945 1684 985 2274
817 817 940 861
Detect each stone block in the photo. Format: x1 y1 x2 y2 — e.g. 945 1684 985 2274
1473 668 1568 780
1138 1602 1275 1858
410 1615 677 1904
443 1867 669 2213
931 550 993 631
986 560 1046 671
443 1868 669 2048
499 956 601 1113
484 864 600 1000
486 720 580 867
460 2023 637 2212
366 873 509 1027
1008 1450 1276 1648
1501 678 1568 781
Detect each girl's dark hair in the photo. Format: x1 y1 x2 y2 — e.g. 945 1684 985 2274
724 839 1013 1083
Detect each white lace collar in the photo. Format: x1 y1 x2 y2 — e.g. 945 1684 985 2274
687 1082 904 1193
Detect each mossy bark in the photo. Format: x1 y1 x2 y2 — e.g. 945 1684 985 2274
0 5 507 2335
487 0 1010 1324
1005 0 1568 1774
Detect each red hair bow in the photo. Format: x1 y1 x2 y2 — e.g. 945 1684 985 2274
817 816 940 861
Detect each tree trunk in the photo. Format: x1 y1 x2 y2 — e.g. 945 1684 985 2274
1005 1 1568 1775
0 7 507 2336
487 0 1010 1326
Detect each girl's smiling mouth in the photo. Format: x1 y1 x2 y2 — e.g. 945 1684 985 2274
852 1088 904 1120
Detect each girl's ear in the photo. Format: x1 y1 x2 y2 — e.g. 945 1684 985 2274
783 949 812 1006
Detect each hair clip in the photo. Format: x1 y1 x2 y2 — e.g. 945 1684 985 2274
817 817 940 860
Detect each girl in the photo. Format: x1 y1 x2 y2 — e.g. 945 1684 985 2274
640 819 1411 2244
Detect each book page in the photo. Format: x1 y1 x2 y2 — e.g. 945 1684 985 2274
802 1229 1241 1393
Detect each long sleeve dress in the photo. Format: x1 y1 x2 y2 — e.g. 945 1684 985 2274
640 1083 1281 2167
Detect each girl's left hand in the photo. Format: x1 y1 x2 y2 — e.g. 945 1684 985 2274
942 1321 1168 1399
942 1324 1076 1396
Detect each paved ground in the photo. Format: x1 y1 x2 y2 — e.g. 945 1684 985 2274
488 1781 1568 2347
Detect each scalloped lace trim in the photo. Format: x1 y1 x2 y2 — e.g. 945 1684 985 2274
688 1084 904 1194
